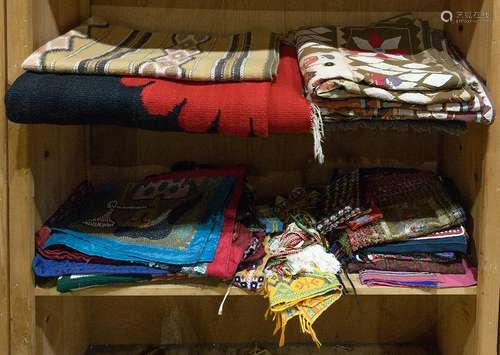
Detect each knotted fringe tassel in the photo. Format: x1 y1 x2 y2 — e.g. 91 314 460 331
300 316 321 348
217 283 233 316
311 103 325 164
269 311 321 348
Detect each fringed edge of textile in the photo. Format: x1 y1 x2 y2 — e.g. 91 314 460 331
311 103 325 164
323 119 468 135
268 307 322 348
311 111 468 164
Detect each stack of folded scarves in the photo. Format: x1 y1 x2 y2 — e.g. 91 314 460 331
293 14 495 161
331 169 476 288
33 167 264 292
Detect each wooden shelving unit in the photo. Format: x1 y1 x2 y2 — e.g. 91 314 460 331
1 0 499 354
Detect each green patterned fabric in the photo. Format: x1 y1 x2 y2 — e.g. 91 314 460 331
265 271 342 347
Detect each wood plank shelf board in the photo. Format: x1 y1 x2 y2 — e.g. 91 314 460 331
34 277 477 297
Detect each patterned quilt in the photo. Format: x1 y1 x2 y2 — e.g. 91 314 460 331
294 14 495 125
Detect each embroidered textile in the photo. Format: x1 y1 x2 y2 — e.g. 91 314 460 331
205 223 253 280
23 17 279 81
275 187 323 222
347 257 466 274
234 237 270 292
36 222 251 280
314 94 493 124
42 168 244 265
32 253 174 278
265 272 343 347
315 169 363 233
303 48 471 105
345 171 465 251
362 226 469 255
294 14 495 125
268 223 323 259
355 252 458 263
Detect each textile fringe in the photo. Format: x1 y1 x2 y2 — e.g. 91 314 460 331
323 119 468 135
300 317 322 348
311 103 325 164
311 109 467 163
272 310 322 348
217 283 233 316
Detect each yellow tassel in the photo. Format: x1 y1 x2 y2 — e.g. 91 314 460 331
302 319 321 348
264 308 270 320
279 321 286 347
299 315 306 334
273 315 281 336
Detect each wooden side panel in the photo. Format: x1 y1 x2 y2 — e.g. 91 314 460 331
87 296 437 346
441 125 485 254
7 1 36 352
437 297 476 355
474 0 500 352
6 1 88 354
0 0 9 353
444 0 491 80
440 0 500 354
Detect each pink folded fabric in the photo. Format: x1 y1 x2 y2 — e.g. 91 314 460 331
359 259 476 288
437 260 477 287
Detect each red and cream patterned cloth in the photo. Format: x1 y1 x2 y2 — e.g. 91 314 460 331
293 13 495 151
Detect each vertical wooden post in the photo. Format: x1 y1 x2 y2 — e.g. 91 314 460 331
6 1 90 353
6 0 36 353
0 0 10 353
475 0 500 353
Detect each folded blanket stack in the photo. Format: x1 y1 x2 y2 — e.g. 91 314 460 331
6 17 312 138
293 14 495 161
328 169 476 288
33 167 270 292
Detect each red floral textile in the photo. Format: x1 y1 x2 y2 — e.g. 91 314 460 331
7 47 312 136
120 46 311 137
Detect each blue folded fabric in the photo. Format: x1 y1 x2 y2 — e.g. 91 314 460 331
32 253 173 278
44 175 235 265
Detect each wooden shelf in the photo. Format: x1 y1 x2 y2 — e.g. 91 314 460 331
34 275 477 297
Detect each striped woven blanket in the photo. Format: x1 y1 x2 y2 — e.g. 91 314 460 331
22 17 280 82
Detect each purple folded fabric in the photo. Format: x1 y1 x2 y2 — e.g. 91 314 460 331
348 258 465 274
